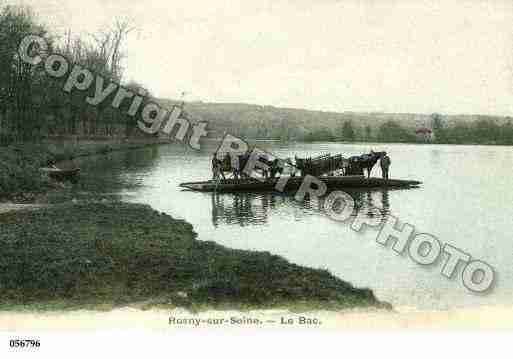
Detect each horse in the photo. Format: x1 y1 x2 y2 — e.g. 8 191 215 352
214 153 234 179
217 153 250 179
214 152 266 180
214 152 294 180
346 151 386 178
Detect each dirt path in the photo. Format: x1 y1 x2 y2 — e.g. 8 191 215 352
0 203 42 214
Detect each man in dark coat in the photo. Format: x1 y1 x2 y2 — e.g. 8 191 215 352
380 153 391 179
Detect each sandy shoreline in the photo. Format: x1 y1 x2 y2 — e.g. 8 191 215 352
2 306 512 330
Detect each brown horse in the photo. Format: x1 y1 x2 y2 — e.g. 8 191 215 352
347 151 387 178
215 152 282 180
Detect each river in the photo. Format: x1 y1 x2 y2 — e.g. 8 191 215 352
72 141 513 311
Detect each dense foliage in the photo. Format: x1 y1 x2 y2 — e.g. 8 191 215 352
0 5 149 145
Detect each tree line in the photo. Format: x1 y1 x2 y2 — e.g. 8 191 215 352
0 5 151 145
431 113 513 145
293 116 513 145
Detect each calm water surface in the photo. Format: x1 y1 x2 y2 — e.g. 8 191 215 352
75 141 513 311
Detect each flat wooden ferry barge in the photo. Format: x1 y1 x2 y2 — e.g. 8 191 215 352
179 175 421 193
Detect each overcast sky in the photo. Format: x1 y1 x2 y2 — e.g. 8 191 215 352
7 0 513 115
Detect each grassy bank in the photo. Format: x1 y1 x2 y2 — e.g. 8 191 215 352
0 139 167 201
0 202 389 312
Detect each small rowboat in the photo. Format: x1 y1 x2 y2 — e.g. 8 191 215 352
40 167 80 181
180 176 421 193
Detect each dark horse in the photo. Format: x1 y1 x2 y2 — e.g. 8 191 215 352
215 153 247 179
346 151 387 178
215 152 281 180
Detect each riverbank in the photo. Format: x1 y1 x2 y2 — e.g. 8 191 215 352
0 138 169 202
0 202 389 312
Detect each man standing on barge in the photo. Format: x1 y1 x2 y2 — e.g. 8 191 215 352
380 153 391 179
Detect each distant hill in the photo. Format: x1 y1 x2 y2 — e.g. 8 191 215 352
157 98 513 141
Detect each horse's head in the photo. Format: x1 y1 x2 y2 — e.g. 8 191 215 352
372 151 387 159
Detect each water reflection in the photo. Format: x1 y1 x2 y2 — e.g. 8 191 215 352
347 189 391 220
47 147 161 203
211 192 272 227
210 188 393 227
